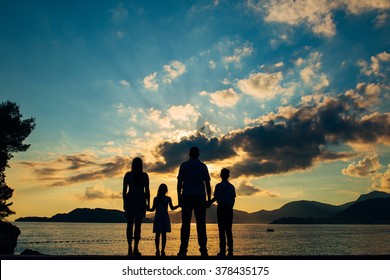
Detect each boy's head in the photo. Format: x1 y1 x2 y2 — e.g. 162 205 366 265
189 146 200 159
220 168 230 180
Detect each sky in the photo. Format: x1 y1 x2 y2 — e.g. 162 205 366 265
1 0 389 220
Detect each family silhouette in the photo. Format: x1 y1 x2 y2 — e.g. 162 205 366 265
122 147 236 257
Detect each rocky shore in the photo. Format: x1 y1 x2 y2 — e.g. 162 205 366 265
0 221 21 254
0 221 44 256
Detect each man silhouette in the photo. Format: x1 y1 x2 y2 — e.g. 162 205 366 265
177 146 211 257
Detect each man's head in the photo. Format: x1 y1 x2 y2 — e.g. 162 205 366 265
189 146 200 159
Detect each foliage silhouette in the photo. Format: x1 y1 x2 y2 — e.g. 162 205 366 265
0 100 35 219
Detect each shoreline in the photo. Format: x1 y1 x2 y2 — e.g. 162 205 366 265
3 254 390 260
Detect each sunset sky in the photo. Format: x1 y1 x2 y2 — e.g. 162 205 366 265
1 0 389 220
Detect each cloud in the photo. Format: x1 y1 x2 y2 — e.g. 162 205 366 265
150 132 237 172
120 80 130 87
297 52 329 90
229 94 389 177
237 72 284 99
341 153 390 191
300 66 316 84
342 154 382 177
201 88 240 108
146 108 173 129
375 12 388 27
126 127 137 137
163 60 186 84
22 154 129 187
247 0 390 37
152 88 390 178
167 104 200 122
143 61 186 89
236 181 261 196
143 72 159 91
259 0 336 37
209 60 217 69
358 51 390 77
62 154 97 170
81 184 122 200
54 156 127 187
223 42 254 68
341 0 390 14
345 83 382 109
372 164 390 190
144 104 201 130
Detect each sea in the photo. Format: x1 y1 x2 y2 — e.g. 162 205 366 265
13 222 390 256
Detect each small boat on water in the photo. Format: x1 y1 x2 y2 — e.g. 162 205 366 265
266 228 275 232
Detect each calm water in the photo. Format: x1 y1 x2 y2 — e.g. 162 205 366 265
14 222 390 256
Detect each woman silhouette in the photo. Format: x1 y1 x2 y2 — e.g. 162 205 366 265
123 157 150 256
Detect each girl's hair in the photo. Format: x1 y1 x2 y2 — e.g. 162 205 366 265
157 183 168 197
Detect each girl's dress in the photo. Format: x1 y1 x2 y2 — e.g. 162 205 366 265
153 196 171 233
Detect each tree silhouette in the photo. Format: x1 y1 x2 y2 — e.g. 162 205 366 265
0 101 35 220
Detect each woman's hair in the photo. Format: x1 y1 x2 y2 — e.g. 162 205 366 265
131 157 143 173
131 157 144 186
157 183 168 197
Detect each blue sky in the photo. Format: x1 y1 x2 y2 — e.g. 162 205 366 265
1 0 390 219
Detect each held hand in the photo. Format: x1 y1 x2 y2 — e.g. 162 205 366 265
178 196 182 208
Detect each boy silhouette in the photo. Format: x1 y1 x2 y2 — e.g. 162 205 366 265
209 168 236 256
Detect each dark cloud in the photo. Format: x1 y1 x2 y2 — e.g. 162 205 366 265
150 132 236 172
235 181 278 197
22 154 129 187
62 154 97 170
236 181 261 196
51 156 128 187
19 92 389 184
153 93 390 178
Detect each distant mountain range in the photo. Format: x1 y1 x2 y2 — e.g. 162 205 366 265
15 191 390 224
16 208 152 223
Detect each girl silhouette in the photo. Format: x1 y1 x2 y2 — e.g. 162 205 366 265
123 157 150 256
149 183 178 256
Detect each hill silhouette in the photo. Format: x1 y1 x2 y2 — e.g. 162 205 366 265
332 198 390 224
249 200 343 223
16 208 152 223
15 191 390 224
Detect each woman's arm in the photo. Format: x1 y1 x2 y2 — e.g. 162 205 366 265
122 173 128 210
144 173 150 209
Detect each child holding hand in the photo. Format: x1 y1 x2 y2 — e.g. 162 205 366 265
148 183 179 256
209 168 236 256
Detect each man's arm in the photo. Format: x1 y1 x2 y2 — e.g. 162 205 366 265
177 179 183 207
205 180 211 202
145 173 150 208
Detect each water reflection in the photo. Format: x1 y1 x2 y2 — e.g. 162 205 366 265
14 223 390 256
